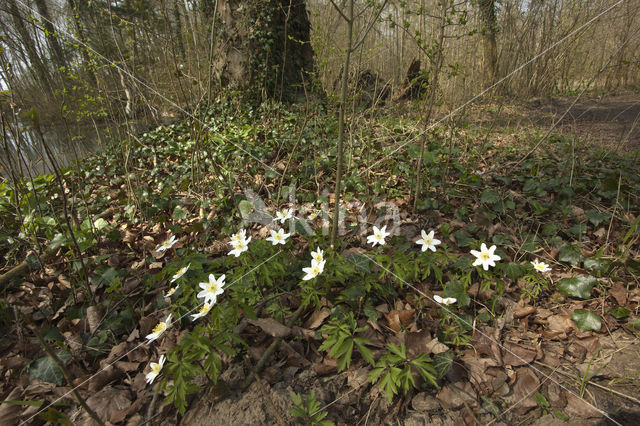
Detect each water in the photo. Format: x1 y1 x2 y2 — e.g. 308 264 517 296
0 120 134 180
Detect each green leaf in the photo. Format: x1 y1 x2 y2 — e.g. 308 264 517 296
557 275 597 299
50 233 66 250
346 253 371 273
558 243 583 266
433 351 452 379
480 189 500 204
444 280 470 308
238 200 254 218
571 309 601 332
583 258 611 276
173 205 188 221
497 262 523 281
585 210 611 227
609 306 630 319
453 230 472 248
93 218 109 231
29 351 72 386
535 392 550 408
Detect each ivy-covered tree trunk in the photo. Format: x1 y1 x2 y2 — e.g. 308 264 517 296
213 0 315 101
478 0 498 89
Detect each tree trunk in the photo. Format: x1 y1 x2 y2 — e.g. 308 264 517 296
213 0 315 101
33 0 66 72
7 0 53 95
478 0 498 89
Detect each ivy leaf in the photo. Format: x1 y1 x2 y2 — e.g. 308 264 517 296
585 209 611 227
238 200 254 219
50 233 67 250
172 205 188 221
453 231 473 248
609 307 630 319
433 351 452 379
583 258 611 276
497 262 523 281
557 275 597 299
29 351 72 386
93 218 109 231
346 254 371 273
558 243 583 266
571 309 601 332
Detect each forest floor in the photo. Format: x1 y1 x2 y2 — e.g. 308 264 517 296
0 92 639 426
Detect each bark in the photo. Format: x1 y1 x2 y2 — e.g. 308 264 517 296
6 0 53 95
213 0 315 100
33 0 66 71
478 0 498 89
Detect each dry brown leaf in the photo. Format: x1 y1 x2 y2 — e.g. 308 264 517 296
563 391 603 418
436 382 477 410
313 357 338 375
502 341 537 366
425 337 449 355
608 282 627 306
248 318 291 338
304 308 331 329
508 368 540 414
347 367 370 389
71 386 132 425
0 387 23 425
547 314 574 333
385 309 415 332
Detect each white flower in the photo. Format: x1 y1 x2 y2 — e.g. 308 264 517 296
190 302 212 321
228 237 250 257
266 228 290 245
302 259 326 281
434 295 457 305
274 208 293 224
230 229 247 245
145 355 165 384
531 259 551 273
197 274 226 304
307 210 319 220
156 235 177 252
311 248 324 263
146 314 172 342
416 230 441 252
171 264 190 283
367 225 390 247
165 286 178 298
470 243 501 271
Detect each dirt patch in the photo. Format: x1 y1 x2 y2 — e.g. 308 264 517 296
529 93 640 150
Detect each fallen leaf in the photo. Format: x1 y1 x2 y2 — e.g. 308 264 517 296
436 382 476 410
248 318 291 338
502 341 536 366
563 391 602 418
508 368 540 414
304 308 331 329
385 309 415 332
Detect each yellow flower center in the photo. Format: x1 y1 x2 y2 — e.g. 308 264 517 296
199 303 211 313
150 363 162 374
206 282 219 293
313 254 323 262
167 287 177 296
480 252 490 261
152 322 166 334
